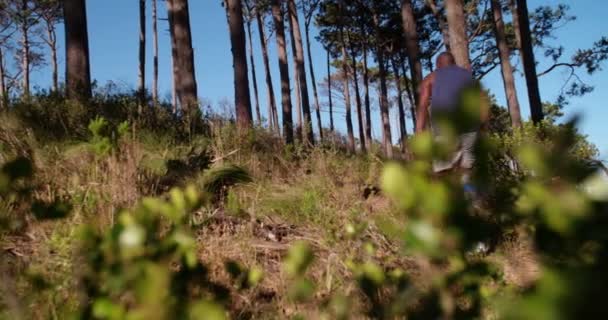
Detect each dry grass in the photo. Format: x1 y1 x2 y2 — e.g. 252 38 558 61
1 123 542 319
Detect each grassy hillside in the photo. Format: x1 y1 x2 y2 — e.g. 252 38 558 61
1 94 606 319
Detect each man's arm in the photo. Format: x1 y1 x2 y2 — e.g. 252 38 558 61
416 74 433 134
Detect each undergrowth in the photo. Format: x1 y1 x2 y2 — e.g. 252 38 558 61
1 90 607 319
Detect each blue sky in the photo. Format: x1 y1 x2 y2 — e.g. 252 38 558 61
27 0 607 159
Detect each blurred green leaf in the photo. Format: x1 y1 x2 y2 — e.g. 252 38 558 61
189 301 227 320
284 241 314 277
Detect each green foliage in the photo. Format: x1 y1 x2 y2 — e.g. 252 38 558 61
201 164 252 197
283 241 316 302
87 116 130 156
77 185 229 319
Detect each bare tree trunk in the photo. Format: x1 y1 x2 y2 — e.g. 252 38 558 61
271 0 294 144
168 0 198 113
0 47 6 110
516 0 543 124
445 0 471 69
426 0 451 51
327 48 334 132
349 41 366 153
227 0 253 131
305 21 323 141
45 20 59 93
255 9 279 134
21 0 29 98
392 57 408 156
168 0 179 113
340 29 355 153
508 0 524 67
362 36 372 148
401 0 423 114
152 0 159 105
245 17 261 125
64 0 92 101
287 0 313 145
287 13 303 142
491 0 522 128
138 0 146 114
401 56 416 130
373 12 393 158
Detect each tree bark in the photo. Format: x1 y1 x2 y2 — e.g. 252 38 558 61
255 9 279 134
362 35 372 148
340 31 355 153
445 0 471 69
287 18 302 141
245 17 261 125
227 0 253 131
508 0 524 67
372 12 393 158
349 41 366 153
271 0 294 144
401 0 423 113
0 47 6 110
305 20 323 141
21 0 29 98
45 19 58 93
401 56 416 130
64 0 92 101
168 0 179 113
426 0 451 51
491 0 522 128
168 0 198 113
287 0 313 145
138 0 146 114
516 0 543 124
392 57 408 156
327 48 334 132
152 0 159 105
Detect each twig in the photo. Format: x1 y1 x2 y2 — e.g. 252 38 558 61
211 149 240 163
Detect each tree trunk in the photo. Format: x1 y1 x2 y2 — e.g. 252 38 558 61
373 12 393 158
445 0 471 69
271 0 294 144
349 41 366 153
327 48 334 132
64 0 92 101
401 57 416 130
245 17 261 125
516 0 543 123
305 22 323 141
401 0 423 112
45 20 58 93
287 12 303 142
0 47 6 110
287 0 313 145
491 0 522 128
392 57 408 156
168 0 179 113
152 0 159 105
508 0 524 67
21 0 29 98
255 9 279 134
138 0 146 114
340 32 355 153
227 0 253 131
168 0 198 113
362 36 372 148
427 0 451 51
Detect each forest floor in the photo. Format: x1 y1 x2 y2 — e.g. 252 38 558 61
0 112 539 319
